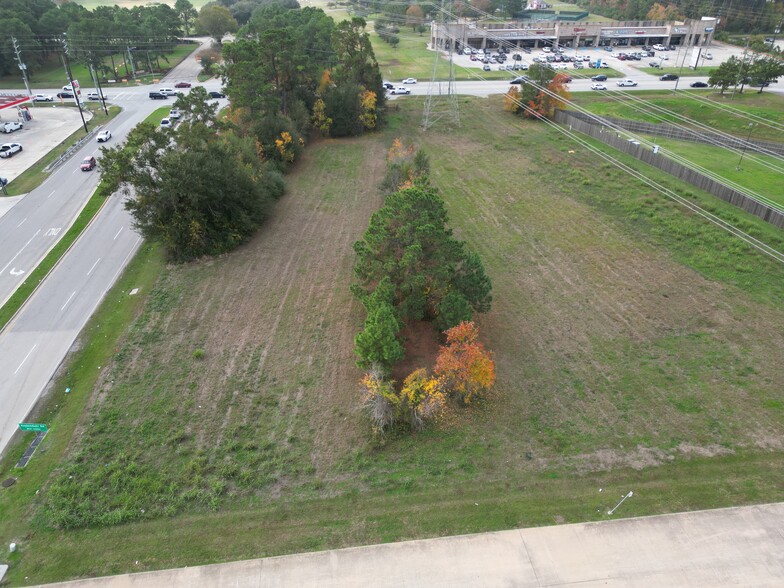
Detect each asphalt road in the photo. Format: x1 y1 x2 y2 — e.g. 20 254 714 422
0 39 223 456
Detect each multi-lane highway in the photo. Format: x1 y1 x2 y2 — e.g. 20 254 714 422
0 40 223 455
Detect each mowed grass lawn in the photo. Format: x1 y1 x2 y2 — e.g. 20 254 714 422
570 90 784 142
2 98 784 584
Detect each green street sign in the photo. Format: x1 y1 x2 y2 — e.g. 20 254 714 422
18 423 48 432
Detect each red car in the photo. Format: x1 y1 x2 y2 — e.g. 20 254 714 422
174 82 192 88
80 156 97 171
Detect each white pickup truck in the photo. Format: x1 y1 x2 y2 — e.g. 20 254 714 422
390 87 411 95
616 79 638 87
2 121 23 133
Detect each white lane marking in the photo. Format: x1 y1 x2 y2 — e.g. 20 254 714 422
107 236 142 291
72 168 78 175
61 290 77 311
14 344 38 375
113 227 123 240
0 229 41 275
47 190 55 199
44 227 62 237
87 257 101 276
16 218 26 228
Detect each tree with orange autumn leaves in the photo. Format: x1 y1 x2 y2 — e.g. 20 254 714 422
434 321 496 405
504 64 570 120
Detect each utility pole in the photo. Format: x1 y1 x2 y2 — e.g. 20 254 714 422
61 35 89 134
89 62 109 116
11 37 33 99
422 0 460 131
127 45 137 80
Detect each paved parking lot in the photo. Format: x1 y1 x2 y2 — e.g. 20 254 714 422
0 105 90 185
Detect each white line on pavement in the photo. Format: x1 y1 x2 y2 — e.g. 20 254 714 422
0 229 41 275
107 236 142 292
86 258 101 276
61 290 77 311
47 190 55 199
14 344 38 375
113 227 123 240
16 218 26 228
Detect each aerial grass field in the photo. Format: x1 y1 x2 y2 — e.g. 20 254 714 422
569 90 784 142
1 97 783 584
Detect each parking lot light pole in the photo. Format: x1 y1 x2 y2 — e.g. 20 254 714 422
736 123 756 171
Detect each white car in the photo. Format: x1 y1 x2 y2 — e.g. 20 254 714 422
96 130 112 142
591 83 607 90
616 79 638 87
168 108 181 120
402 78 417 84
158 88 177 96
33 93 54 102
2 121 23 133
160 118 173 128
87 92 107 101
390 87 411 95
0 143 23 158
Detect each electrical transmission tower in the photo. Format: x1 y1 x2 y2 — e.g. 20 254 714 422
422 0 459 131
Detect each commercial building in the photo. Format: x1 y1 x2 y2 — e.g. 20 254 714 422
432 17 717 52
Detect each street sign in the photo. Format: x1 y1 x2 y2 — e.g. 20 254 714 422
18 423 47 432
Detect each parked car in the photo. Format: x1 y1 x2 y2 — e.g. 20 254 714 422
208 91 226 99
160 118 172 129
80 156 97 171
660 74 679 81
591 83 607 90
390 86 411 95
149 91 167 100
649 61 661 68
174 81 192 88
690 81 709 88
57 92 75 99
591 74 608 82
0 142 22 158
168 108 181 120
402 78 417 84
33 93 54 102
616 79 638 87
96 130 112 142
2 121 23 133
87 92 107 101
482 64 491 71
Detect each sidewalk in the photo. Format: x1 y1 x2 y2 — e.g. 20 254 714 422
36 503 784 587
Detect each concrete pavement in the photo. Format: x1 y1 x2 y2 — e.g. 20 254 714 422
35 503 784 587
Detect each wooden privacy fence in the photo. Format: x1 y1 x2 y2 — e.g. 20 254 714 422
559 109 784 157
553 109 784 229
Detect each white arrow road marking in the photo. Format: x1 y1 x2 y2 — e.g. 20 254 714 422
9 268 24 276
61 291 77 311
0 229 41 275
87 258 101 276
15 344 37 374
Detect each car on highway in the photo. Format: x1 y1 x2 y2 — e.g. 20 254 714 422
510 76 529 84
62 84 77 92
158 88 177 96
402 78 417 84
703 52 713 60
33 93 54 102
80 156 97 171
590 83 607 90
690 81 709 88
660 74 679 81
0 143 22 158
174 81 192 88
96 130 112 142
382 81 394 90
87 92 107 101
390 86 411 95
208 91 226 99
2 121 23 133
591 74 607 82
149 91 168 100
57 91 75 99
616 79 637 87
